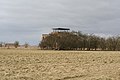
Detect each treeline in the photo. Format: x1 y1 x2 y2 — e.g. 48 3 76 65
0 41 29 48
40 31 120 51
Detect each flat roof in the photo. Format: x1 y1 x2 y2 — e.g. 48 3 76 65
53 28 70 30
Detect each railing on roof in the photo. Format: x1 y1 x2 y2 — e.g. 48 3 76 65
52 28 70 32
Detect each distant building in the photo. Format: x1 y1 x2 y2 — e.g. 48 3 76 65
42 34 49 40
5 43 15 48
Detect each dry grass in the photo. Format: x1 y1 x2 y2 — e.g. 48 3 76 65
0 49 120 80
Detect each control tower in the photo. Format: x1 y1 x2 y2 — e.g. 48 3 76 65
42 28 70 40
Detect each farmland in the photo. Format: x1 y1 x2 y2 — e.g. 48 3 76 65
0 49 120 80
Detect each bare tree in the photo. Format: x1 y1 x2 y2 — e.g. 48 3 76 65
14 41 19 48
24 42 29 48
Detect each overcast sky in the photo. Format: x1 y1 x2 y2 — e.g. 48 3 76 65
0 0 120 45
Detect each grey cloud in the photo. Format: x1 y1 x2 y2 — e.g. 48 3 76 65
0 0 120 44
